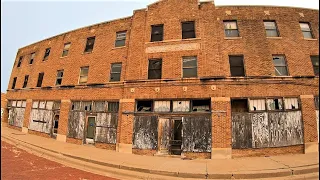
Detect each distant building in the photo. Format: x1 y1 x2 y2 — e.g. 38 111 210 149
4 0 319 159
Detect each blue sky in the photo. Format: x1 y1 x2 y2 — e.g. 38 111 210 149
1 0 318 93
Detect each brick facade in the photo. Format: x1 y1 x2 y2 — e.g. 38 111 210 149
4 0 319 159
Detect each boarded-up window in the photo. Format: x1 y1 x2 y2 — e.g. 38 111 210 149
311 56 319 76
39 101 46 109
94 101 106 112
46 101 54 110
229 55 245 76
183 56 197 78
132 116 158 149
17 56 23 67
17 101 22 107
115 31 126 47
182 21 196 39
82 101 92 111
264 21 279 37
71 101 81 111
137 101 152 112
151 24 163 42
300 22 313 39
284 98 299 110
192 99 210 112
315 96 319 110
249 99 266 111
43 48 51 61
154 101 170 112
108 102 119 112
12 77 17 89
56 70 64 86
148 59 162 79
273 55 288 76
84 36 95 53
173 101 190 112
22 75 29 88
62 42 71 57
36 72 44 87
79 66 89 84
32 101 39 108
95 113 118 144
224 20 239 37
267 98 283 110
12 101 17 107
110 63 122 82
29 52 35 64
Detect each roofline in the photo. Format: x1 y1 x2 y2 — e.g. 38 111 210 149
215 4 319 11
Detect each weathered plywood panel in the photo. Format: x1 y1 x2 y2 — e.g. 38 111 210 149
95 113 118 144
29 109 53 134
251 112 269 148
158 118 171 152
8 108 24 127
132 116 158 149
67 111 85 139
232 113 252 149
182 116 211 152
268 111 303 147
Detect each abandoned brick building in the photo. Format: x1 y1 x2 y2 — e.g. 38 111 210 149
3 0 319 159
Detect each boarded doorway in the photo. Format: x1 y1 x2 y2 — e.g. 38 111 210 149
158 118 183 155
52 114 59 138
86 116 96 144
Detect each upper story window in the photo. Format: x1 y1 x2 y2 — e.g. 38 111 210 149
182 21 195 39
110 63 122 82
36 72 44 87
229 55 245 76
17 56 23 67
43 48 51 61
151 24 164 42
84 37 95 53
56 70 64 86
311 56 319 76
264 21 279 37
29 52 35 64
22 75 29 88
12 77 17 89
182 56 197 78
273 55 288 76
148 59 162 79
115 31 126 47
300 22 314 39
62 42 71 57
79 66 89 84
224 20 239 37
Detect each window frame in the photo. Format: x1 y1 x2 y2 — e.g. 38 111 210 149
36 72 44 87
299 22 314 39
148 59 162 79
311 55 319 76
110 63 122 82
224 20 240 37
17 56 23 68
151 24 164 42
182 56 198 78
22 75 29 88
115 31 127 47
78 66 89 84
84 36 95 53
181 21 196 39
43 48 51 61
272 55 289 76
29 52 36 64
12 77 17 89
62 42 71 57
55 70 64 86
263 20 280 37
229 55 245 77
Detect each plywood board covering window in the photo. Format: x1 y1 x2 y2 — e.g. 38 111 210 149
249 99 266 111
154 101 170 112
284 98 299 110
173 101 190 112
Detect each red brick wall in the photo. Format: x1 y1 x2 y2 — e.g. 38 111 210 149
28 130 51 138
132 149 157 156
66 137 83 145
95 143 116 151
232 145 304 158
300 96 318 143
183 152 211 159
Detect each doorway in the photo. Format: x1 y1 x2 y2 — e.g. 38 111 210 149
86 116 96 144
170 119 182 155
52 114 59 138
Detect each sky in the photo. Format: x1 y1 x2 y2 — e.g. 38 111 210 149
1 0 319 93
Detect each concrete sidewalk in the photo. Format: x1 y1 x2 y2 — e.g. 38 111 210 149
1 126 319 179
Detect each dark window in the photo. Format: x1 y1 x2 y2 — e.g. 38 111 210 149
229 56 245 76
183 56 197 78
110 63 122 82
137 100 152 112
264 21 279 37
84 37 95 53
315 96 319 110
108 102 119 112
224 21 239 37
115 31 126 47
56 70 64 85
192 99 210 112
11 77 17 89
148 59 162 79
36 72 44 87
17 56 23 67
29 52 35 64
22 75 29 88
231 99 248 112
311 56 319 76
272 55 288 76
62 43 71 57
182 21 196 39
82 101 92 111
151 24 163 42
300 22 314 39
43 48 51 60
79 67 89 84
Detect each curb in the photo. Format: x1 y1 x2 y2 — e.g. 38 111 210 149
1 134 319 179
